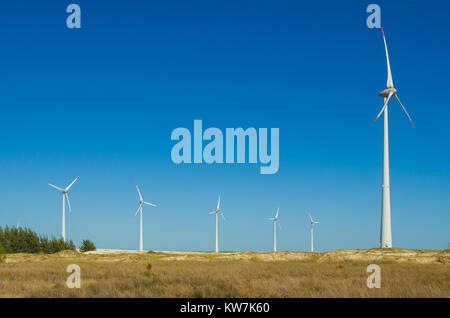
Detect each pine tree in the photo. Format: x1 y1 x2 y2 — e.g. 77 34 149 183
0 226 76 254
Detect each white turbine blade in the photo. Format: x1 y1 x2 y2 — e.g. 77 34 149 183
275 207 279 219
394 94 415 128
144 201 157 207
65 194 72 216
277 220 281 230
217 193 220 211
267 217 275 221
220 212 226 222
136 184 143 201
46 182 64 192
307 212 313 223
314 221 320 224
65 176 79 191
382 27 394 88
208 210 218 215
374 92 393 122
134 204 142 217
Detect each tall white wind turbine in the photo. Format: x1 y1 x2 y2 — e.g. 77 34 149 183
374 28 415 248
46 177 79 242
208 193 225 253
133 184 157 252
267 208 281 252
308 212 319 252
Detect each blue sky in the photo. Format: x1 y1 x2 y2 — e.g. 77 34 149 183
0 0 449 251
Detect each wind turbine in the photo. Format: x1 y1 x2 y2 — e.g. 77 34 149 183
208 193 225 253
267 207 281 252
46 177 79 242
308 212 319 252
373 28 415 248
133 184 157 252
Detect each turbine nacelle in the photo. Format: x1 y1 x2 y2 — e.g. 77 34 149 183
209 209 220 215
379 87 397 98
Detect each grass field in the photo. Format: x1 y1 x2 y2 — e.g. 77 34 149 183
0 248 448 298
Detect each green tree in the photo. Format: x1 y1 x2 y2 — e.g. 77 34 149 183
0 226 76 254
80 239 96 252
0 244 6 263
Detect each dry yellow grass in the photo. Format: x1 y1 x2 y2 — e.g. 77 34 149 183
0 249 448 298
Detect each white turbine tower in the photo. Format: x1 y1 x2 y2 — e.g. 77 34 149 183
267 207 281 252
46 177 79 242
133 184 157 252
308 212 319 252
208 193 225 253
374 28 415 248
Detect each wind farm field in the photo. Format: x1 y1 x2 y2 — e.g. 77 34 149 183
0 248 449 298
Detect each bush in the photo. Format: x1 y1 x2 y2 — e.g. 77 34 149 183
144 262 153 277
0 244 6 263
0 226 75 254
80 239 96 253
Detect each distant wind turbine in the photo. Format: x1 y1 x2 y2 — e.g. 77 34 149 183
208 193 225 253
133 184 157 252
267 207 281 252
308 212 319 252
46 177 79 242
374 28 415 248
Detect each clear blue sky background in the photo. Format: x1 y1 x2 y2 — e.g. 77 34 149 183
0 0 449 251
